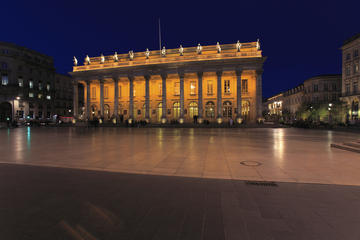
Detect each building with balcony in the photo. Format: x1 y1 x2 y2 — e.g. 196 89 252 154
264 93 283 118
70 41 266 124
341 33 360 120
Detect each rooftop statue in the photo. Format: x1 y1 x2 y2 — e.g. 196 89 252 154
161 46 166 57
73 56 78 66
197 43 202 54
113 52 118 62
179 45 184 56
256 39 260 50
129 50 134 60
85 55 91 65
236 40 242 52
216 42 221 53
145 48 150 59
100 54 105 64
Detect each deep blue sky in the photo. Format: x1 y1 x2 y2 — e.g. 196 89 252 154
3 0 359 98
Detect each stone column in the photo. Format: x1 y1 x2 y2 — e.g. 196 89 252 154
86 80 90 120
197 72 203 121
216 70 222 120
161 73 167 122
256 70 263 121
144 75 150 121
113 76 119 121
179 71 185 122
236 69 242 122
128 75 134 120
73 79 78 118
99 79 104 117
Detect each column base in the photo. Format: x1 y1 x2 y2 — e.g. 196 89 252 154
236 117 243 124
216 117 223 124
197 117 204 124
128 118 133 124
161 117 167 124
257 117 264 124
179 118 184 124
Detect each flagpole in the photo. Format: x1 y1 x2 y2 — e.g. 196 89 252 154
159 18 161 55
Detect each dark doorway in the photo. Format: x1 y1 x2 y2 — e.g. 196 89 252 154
0 102 12 122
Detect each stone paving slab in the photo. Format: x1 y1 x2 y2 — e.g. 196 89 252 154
1 164 360 240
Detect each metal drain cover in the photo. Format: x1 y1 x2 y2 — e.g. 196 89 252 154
245 181 278 187
240 161 262 167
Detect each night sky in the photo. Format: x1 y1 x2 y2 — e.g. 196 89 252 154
3 0 359 98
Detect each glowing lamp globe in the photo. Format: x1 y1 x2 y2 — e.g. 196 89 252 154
217 117 223 124
179 118 184 124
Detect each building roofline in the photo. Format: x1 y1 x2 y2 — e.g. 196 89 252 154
304 74 341 82
342 33 360 47
0 41 53 60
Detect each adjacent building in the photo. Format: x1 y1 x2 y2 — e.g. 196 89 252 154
341 33 360 120
70 41 266 123
0 41 72 122
265 74 341 122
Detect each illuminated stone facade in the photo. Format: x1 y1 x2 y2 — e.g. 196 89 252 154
70 41 266 123
341 33 360 120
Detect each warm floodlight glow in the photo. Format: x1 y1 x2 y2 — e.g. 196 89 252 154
112 118 116 124
179 118 184 124
217 117 222 124
236 117 243 124
161 118 167 124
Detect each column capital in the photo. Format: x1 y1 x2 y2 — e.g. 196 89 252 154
144 74 151 80
216 70 222 77
128 74 134 81
235 68 243 76
197 71 203 78
160 72 167 79
256 69 264 75
112 75 120 82
178 70 185 78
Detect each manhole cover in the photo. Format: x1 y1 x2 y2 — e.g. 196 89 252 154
240 161 262 167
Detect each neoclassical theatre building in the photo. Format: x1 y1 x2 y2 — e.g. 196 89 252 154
70 41 266 123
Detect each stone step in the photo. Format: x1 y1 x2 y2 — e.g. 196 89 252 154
331 143 360 154
343 142 360 149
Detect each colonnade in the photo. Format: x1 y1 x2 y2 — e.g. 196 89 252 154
73 69 263 123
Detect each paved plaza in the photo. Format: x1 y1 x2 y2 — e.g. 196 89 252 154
1 163 360 240
1 127 360 239
0 127 359 185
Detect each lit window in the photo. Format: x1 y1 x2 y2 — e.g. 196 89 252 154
174 82 180 96
29 92 34 98
18 77 23 87
224 80 230 93
207 80 213 95
91 87 96 98
38 94 42 99
354 63 359 74
29 80 33 88
46 83 50 91
104 86 108 98
38 81 42 90
2 75 8 85
241 79 248 92
190 81 196 95
46 95 51 100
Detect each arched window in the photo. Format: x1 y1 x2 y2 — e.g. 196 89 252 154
205 101 215 119
157 102 162 122
189 102 198 119
142 104 146 118
242 101 250 119
173 102 180 119
104 104 110 119
223 101 232 118
91 105 97 117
